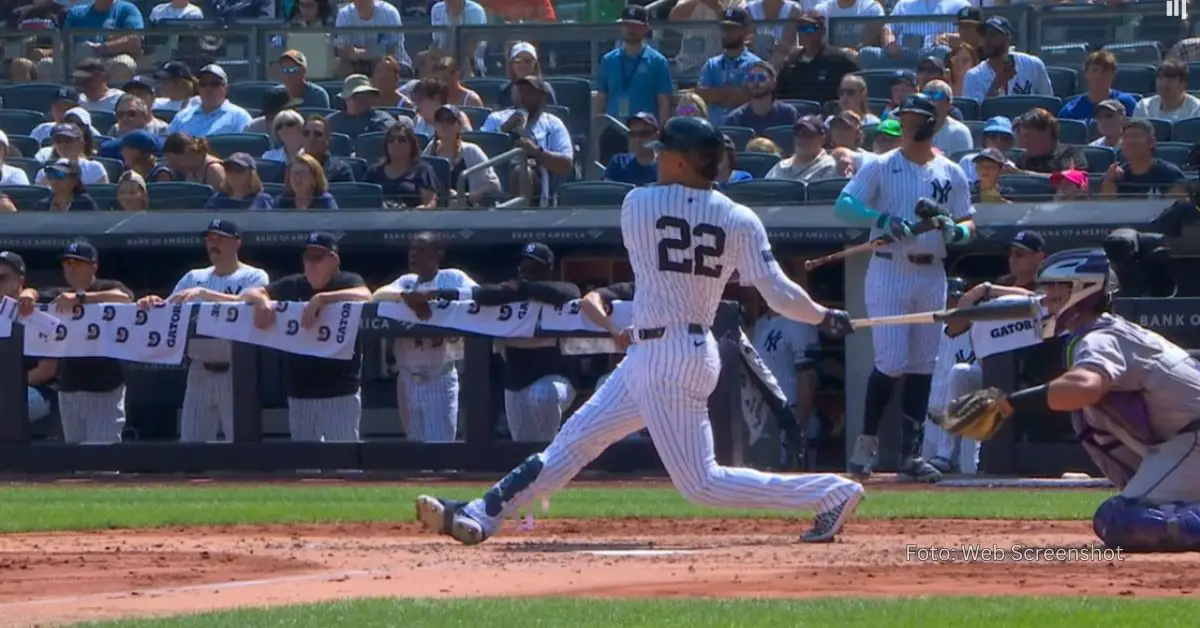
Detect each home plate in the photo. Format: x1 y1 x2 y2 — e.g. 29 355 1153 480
582 549 700 557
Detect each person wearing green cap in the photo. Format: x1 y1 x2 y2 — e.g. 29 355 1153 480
830 117 901 176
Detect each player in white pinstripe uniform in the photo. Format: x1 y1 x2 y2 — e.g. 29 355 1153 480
921 277 979 474
835 93 975 483
136 220 269 442
372 233 476 442
415 116 863 545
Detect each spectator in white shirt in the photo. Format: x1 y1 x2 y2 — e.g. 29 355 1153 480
480 76 572 205
148 0 204 22
152 61 201 112
1133 60 1200 122
334 0 410 77
960 16 1052 103
430 0 488 72
0 133 30 186
1089 99 1126 149
815 0 890 50
73 58 125 113
857 0 967 67
923 81 973 156
765 116 840 182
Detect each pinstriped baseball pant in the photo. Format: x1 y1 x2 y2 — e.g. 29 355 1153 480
504 375 576 441
464 326 860 534
287 393 362 442
58 386 125 444
397 363 459 442
180 365 233 442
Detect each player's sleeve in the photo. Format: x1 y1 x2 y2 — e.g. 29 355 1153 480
1069 330 1127 384
247 268 270 289
334 272 368 289
836 158 879 217
733 207 779 284
791 322 820 371
264 276 295 301
522 280 581 306
960 66 984 103
594 282 635 309
741 215 828 326
948 162 975 220
95 279 134 298
170 271 196 296
452 269 479 289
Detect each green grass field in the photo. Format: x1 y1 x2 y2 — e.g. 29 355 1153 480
2 484 1185 628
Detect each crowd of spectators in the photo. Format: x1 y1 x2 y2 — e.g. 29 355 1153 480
0 0 1196 212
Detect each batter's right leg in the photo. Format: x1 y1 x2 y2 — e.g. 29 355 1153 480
416 363 645 544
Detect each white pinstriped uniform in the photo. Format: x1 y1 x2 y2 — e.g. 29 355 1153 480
841 150 975 376
288 393 363 441
499 339 577 441
59 388 125 443
461 185 861 533
173 263 269 442
388 269 477 442
751 313 819 406
921 327 979 469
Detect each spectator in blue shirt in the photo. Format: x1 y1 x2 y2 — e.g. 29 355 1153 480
1100 119 1188 199
696 7 761 125
166 65 253 138
63 0 144 58
205 153 276 210
597 5 673 125
603 113 659 187
722 60 798 135
1059 50 1139 121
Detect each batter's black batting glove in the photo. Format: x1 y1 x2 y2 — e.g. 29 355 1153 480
818 309 854 338
874 214 914 241
914 197 950 220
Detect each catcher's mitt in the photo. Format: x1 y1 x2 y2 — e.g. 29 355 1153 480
936 387 1010 441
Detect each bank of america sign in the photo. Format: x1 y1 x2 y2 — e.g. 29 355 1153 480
1168 0 1189 21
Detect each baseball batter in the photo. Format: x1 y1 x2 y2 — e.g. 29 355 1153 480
372 233 477 442
415 116 863 546
943 248 1200 552
136 219 268 442
922 277 979 474
834 93 975 483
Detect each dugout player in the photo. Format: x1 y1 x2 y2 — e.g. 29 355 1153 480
405 242 581 441
2 251 55 424
19 241 134 443
372 233 477 442
240 232 372 442
834 93 975 483
136 219 269 442
921 277 979 474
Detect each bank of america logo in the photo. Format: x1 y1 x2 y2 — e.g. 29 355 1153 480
1168 0 1188 21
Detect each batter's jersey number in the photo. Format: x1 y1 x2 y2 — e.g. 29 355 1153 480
656 216 726 278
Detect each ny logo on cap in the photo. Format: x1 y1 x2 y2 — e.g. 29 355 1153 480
210 219 222 230
307 232 321 244
725 8 737 17
525 244 537 255
1016 231 1028 241
67 243 79 254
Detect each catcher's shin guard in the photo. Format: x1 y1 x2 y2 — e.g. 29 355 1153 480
1093 496 1200 552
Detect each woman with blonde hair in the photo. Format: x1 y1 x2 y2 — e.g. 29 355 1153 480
159 132 226 189
674 92 709 120
836 75 880 125
498 42 558 108
275 153 339 210
205 153 276 210
945 43 979 100
424 104 500 206
116 170 149 211
261 110 306 163
746 137 781 155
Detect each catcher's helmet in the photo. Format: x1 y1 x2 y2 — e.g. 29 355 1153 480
1034 248 1119 339
896 94 938 142
653 116 725 180
947 276 969 299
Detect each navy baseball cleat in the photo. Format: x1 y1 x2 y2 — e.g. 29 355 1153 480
898 456 944 483
415 495 488 545
801 485 865 543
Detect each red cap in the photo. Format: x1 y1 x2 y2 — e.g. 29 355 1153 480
1050 169 1088 190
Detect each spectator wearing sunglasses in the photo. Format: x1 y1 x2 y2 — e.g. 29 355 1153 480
34 123 108 186
261 110 306 163
923 80 972 156
365 123 440 209
603 113 660 187
328 74 399 140
36 160 100 212
774 12 858 106
723 60 798 135
277 50 332 109
205 153 276 210
166 64 253 138
300 116 356 182
108 94 169 138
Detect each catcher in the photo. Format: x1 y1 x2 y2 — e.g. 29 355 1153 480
939 248 1200 552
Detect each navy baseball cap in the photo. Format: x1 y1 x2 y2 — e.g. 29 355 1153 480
1009 230 1045 253
626 112 659 129
222 152 256 171
51 123 82 141
157 61 194 81
61 240 98 263
0 251 26 276
520 242 554 267
972 147 1007 165
982 16 1012 36
618 4 649 25
54 86 80 105
305 231 339 253
720 6 750 26
123 76 153 92
203 218 240 239
957 6 982 23
891 70 918 86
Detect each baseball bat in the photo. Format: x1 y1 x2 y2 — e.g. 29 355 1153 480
803 220 940 271
850 297 1041 329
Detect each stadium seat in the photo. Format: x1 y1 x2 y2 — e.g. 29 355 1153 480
723 179 806 205
89 111 116 133
459 106 492 130
0 110 47 136
95 157 124 183
736 152 781 179
1119 141 1193 169
1104 42 1162 65
1078 145 1116 173
329 132 353 157
760 125 795 157
1038 44 1088 69
1148 118 1174 142
861 123 878 147
1058 119 1089 145
417 133 431 151
205 134 271 159
345 157 368 181
964 120 986 148
147 182 215 210
95 135 115 148
1005 148 1025 164
867 98 889 116
7 158 41 183
0 185 50 211
555 181 634 207
1113 65 1157 95
949 150 975 163
718 126 755 151
998 175 1055 201
858 70 901 100
328 182 384 209
226 81 284 110
1045 66 1079 98
804 178 850 203
464 131 514 159
545 77 592 142
319 80 348 111
953 98 980 120
463 77 509 106
88 183 118 211
380 107 417 122
783 100 823 116
262 181 285 196
0 83 70 114
7 134 39 159
296 107 337 119
980 95 1063 120
421 155 451 198
1172 117 1200 143
255 159 285 183
153 109 177 123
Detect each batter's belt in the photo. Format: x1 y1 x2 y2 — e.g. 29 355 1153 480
637 324 706 340
201 362 230 373
875 251 936 265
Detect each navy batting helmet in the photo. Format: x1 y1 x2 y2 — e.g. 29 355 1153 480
947 277 969 299
896 94 938 142
653 116 725 180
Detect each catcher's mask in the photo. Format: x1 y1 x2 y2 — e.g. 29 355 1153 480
1034 248 1119 339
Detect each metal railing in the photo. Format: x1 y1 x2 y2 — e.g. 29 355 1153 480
590 114 629 180
453 146 531 209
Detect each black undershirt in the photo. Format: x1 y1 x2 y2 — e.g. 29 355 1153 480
265 271 366 399
40 279 132 393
